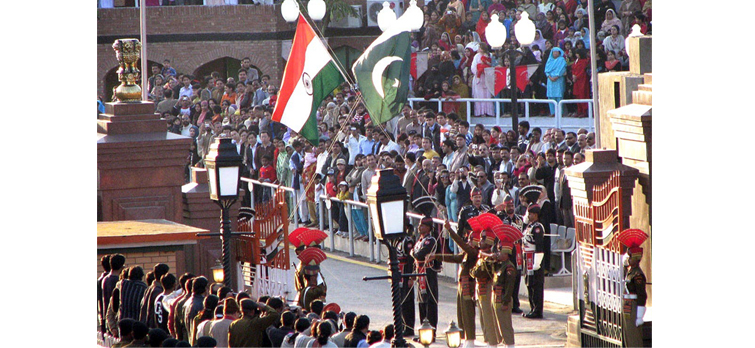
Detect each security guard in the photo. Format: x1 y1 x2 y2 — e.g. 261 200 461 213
398 226 416 337
457 187 491 240
411 217 439 341
617 229 649 347
522 204 546 319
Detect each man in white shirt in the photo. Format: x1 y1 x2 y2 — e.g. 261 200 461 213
178 75 193 100
376 133 402 154
316 140 330 177
180 115 197 138
345 125 366 165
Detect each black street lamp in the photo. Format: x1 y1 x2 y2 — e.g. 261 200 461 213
486 12 537 141
364 169 421 348
204 137 243 289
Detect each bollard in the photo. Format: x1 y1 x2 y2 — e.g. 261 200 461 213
367 207 374 262
348 200 354 257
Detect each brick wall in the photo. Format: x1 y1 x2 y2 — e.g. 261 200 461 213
97 250 177 278
97 4 379 98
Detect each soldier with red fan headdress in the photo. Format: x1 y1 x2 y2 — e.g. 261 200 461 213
617 228 648 347
296 247 328 312
493 194 525 314
289 228 328 305
481 223 524 347
434 215 482 348
468 213 503 346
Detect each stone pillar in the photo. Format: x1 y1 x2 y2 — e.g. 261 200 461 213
97 101 192 222
565 149 639 245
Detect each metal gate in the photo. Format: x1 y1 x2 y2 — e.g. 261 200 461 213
573 171 628 346
236 188 295 300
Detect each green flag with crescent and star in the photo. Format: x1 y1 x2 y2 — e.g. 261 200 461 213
351 19 412 126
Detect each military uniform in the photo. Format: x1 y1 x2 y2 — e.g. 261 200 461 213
493 259 518 345
617 228 649 348
228 304 281 348
523 216 546 317
398 235 416 336
411 232 439 334
470 243 500 345
437 223 479 341
498 212 525 312
457 203 491 240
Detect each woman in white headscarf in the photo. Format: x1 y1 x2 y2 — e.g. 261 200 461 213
471 42 495 117
600 9 622 35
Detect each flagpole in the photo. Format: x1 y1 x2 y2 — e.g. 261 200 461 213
588 0 600 144
296 8 357 89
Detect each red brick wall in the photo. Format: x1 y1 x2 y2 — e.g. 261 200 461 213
97 250 178 278
97 4 379 97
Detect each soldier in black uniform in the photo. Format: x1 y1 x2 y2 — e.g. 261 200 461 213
493 195 525 314
457 187 492 241
397 226 416 337
411 217 439 341
522 204 546 319
617 229 649 348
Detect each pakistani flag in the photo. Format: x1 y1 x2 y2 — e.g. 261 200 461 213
352 18 412 126
272 14 345 146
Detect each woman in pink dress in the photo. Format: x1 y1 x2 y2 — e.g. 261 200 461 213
471 42 494 117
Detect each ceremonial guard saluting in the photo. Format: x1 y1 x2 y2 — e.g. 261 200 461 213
522 204 546 319
617 229 649 347
436 216 479 348
483 224 524 348
494 195 525 313
296 247 327 312
398 225 416 337
468 213 504 346
411 217 439 341
289 228 328 309
288 227 309 296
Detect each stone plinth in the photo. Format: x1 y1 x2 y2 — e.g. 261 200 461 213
98 101 192 223
597 72 644 150
181 167 241 233
628 36 652 75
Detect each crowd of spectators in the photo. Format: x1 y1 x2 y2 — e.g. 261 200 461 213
99 253 392 347
100 0 640 247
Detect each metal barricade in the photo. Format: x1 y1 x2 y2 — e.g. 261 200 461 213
407 97 593 133
241 177 299 229
317 194 378 262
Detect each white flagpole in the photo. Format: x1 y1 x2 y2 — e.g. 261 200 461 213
140 0 148 101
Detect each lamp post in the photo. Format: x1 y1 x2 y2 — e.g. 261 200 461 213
405 0 424 32
308 0 327 21
377 1 397 32
204 137 243 289
417 319 435 348
443 321 463 348
486 12 536 141
281 0 300 23
364 169 420 348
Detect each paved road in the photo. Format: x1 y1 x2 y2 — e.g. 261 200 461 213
296 248 573 347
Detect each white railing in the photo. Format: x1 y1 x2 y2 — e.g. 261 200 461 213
407 97 594 133
241 177 300 229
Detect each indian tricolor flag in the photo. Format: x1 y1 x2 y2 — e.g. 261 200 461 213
272 14 344 146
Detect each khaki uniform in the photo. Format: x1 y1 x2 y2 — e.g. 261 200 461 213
470 254 500 345
228 306 281 348
493 259 518 345
437 225 478 340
